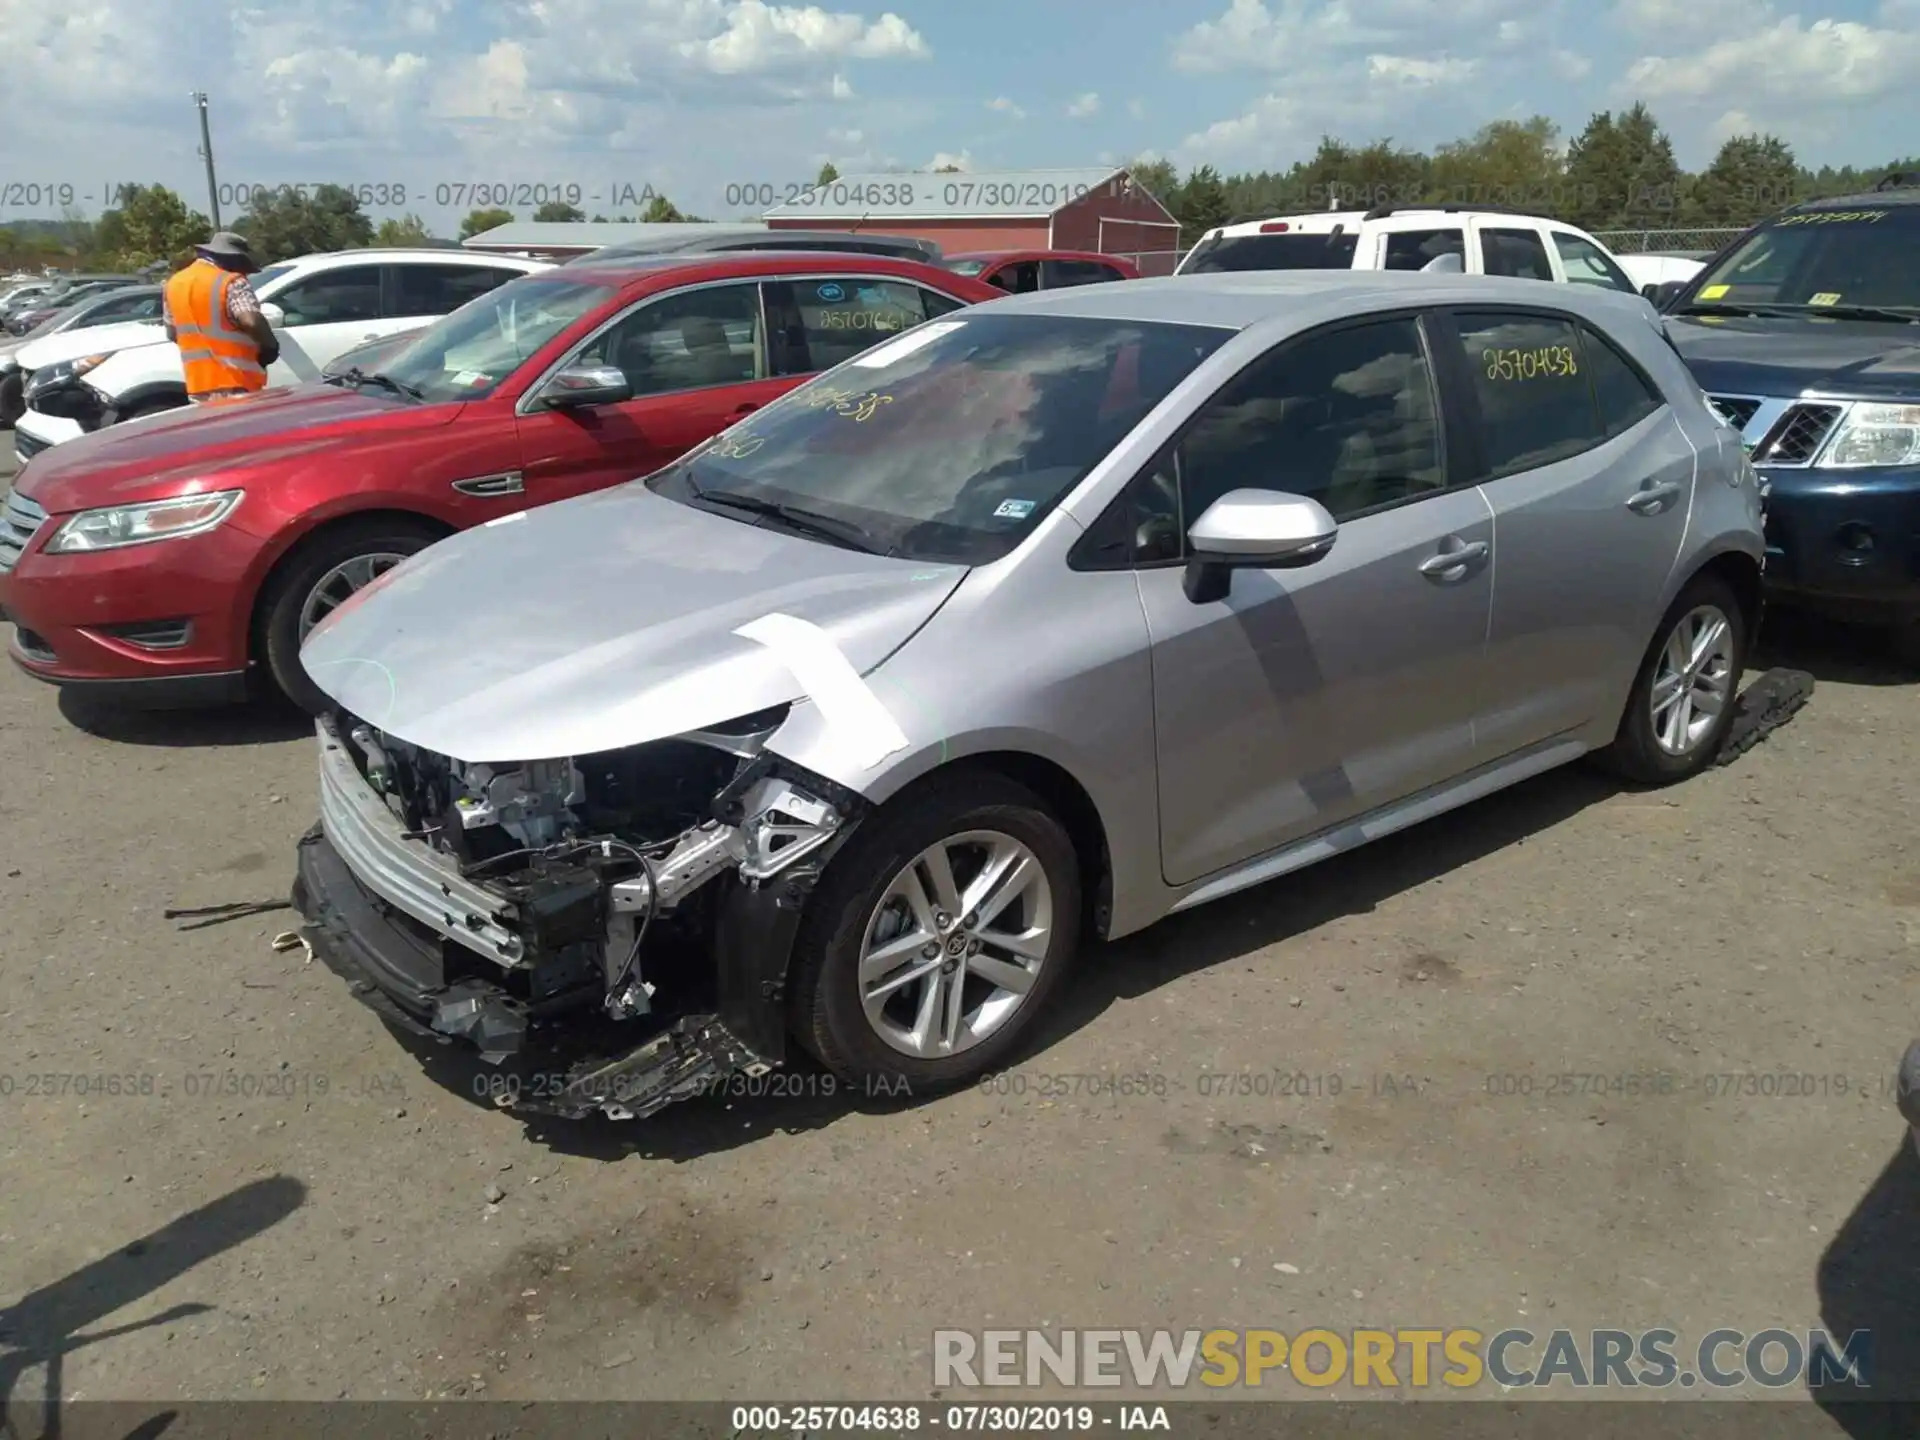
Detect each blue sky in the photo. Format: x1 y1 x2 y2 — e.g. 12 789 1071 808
3 0 1917 235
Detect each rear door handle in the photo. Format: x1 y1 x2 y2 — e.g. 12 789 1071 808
1418 539 1489 579
1627 481 1682 514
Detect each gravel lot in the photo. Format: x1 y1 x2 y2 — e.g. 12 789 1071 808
2 442 1916 1426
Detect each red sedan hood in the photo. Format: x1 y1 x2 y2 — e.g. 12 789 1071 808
16 385 465 514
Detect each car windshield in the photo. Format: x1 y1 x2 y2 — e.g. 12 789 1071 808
649 312 1232 564
946 260 990 276
1684 205 1920 312
369 276 614 403
1181 232 1360 273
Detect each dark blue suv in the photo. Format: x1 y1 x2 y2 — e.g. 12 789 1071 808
1661 174 1920 654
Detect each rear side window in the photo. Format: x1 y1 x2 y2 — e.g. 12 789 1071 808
919 288 967 319
1382 229 1465 271
1480 229 1554 282
1180 232 1360 272
1043 259 1123 287
391 263 518 316
1577 322 1664 436
762 278 933 375
1454 311 1602 476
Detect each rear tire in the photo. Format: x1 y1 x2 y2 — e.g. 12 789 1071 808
257 518 444 714
1596 573 1747 784
787 769 1082 1096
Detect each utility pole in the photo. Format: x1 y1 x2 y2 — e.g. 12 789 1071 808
192 92 221 229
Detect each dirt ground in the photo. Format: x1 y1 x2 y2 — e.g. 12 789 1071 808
2 444 1917 1424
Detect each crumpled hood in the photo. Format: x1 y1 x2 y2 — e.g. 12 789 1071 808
299 482 968 762
1666 314 1920 402
16 385 464 514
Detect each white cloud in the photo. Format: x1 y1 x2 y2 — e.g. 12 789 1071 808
1552 48 1592 77
1174 0 1528 71
1366 54 1476 84
1612 0 1751 37
686 1 928 72
1624 16 1920 101
928 149 973 170
831 72 854 98
986 96 1026 119
1709 108 1760 143
1067 91 1101 117
1496 19 1523 40
1127 97 1146 118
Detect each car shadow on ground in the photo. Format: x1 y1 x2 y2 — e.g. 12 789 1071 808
55 691 311 749
408 759 1624 1162
1814 1136 1920 1435
1755 608 1918 688
0 1176 305 1440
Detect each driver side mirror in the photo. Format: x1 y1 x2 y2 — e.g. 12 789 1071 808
535 363 631 410
257 301 285 328
1649 281 1687 311
1183 489 1338 604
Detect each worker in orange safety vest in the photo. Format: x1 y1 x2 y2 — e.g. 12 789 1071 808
163 231 279 401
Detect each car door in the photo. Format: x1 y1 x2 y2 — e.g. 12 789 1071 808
1440 307 1691 757
513 279 788 506
1122 312 1495 886
1472 222 1558 284
261 263 386 383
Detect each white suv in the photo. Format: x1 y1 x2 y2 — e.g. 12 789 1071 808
12 248 550 456
1176 205 1642 294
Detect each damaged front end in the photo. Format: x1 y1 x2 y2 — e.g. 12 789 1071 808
291 708 862 1120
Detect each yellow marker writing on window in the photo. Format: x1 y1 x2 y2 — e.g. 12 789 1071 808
1698 284 1730 300
1809 292 1841 306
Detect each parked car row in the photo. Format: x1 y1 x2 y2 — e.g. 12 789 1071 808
0 284 165 426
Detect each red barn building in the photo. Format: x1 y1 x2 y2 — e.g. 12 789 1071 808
761 167 1181 274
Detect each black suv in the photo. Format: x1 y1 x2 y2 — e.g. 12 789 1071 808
1660 173 1920 653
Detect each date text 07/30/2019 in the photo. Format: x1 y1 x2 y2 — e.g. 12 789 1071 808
729 1403 1172 1432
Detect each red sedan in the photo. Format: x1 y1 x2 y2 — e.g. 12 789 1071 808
943 250 1141 293
0 253 1000 711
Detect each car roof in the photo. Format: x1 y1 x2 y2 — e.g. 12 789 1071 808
977 269 1656 331
1785 186 1920 212
561 250 970 287
945 249 1123 263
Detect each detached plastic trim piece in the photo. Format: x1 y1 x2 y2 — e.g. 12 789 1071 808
1714 667 1814 767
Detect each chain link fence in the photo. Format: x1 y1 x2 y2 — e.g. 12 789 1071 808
1589 228 1746 255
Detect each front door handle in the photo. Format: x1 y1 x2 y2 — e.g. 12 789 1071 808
1418 539 1489 579
1627 481 1682 514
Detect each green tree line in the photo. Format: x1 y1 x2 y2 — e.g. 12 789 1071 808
1132 107 1916 243
0 183 709 270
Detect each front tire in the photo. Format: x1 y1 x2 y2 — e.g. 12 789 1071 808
1596 573 1747 784
788 769 1082 1094
257 518 443 714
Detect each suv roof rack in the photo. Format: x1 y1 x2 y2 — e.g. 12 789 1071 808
1361 201 1543 222
1876 170 1920 191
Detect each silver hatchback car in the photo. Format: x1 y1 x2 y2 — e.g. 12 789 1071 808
292 271 1765 1119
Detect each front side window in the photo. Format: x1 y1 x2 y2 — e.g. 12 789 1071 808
1684 206 1920 311
763 278 932 375
1553 233 1636 293
1480 228 1554 281
1455 311 1603 475
649 313 1231 564
579 282 764 395
271 265 383 325
374 275 613 403
1382 229 1465 272
1170 317 1447 538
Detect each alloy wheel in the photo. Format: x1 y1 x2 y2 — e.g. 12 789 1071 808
299 552 407 640
1649 603 1735 756
858 829 1054 1059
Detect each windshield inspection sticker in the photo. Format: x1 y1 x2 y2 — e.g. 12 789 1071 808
850 319 966 368
1809 292 1842 306
994 498 1036 519
1697 284 1730 300
816 282 845 302
450 370 489 386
